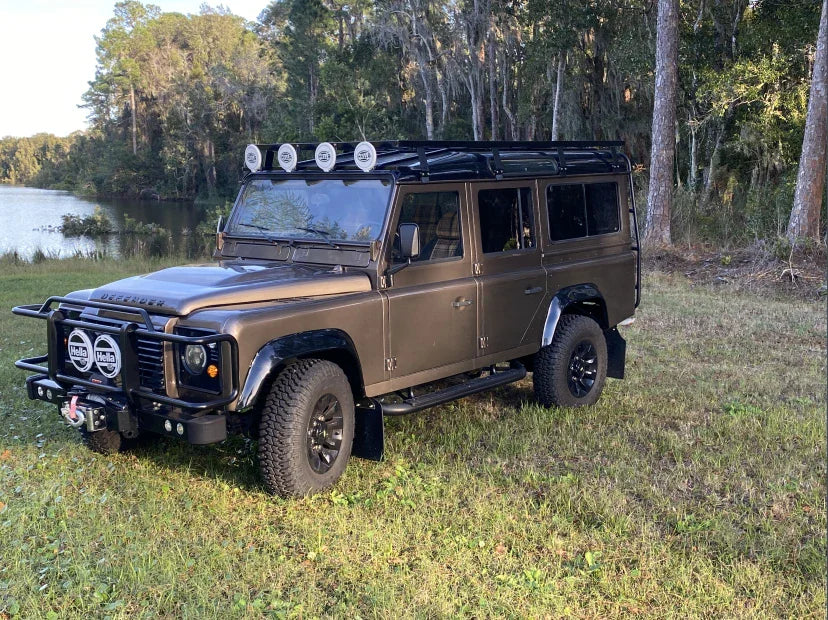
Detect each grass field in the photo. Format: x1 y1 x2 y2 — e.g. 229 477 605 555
0 259 824 617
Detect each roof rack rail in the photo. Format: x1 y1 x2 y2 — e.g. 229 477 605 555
249 139 629 181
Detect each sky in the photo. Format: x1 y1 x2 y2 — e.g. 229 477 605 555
0 0 268 138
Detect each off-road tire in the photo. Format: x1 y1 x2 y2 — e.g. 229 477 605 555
258 359 355 497
81 428 123 455
534 314 608 408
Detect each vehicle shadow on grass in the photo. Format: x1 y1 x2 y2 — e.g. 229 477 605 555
124 381 538 496
130 433 268 495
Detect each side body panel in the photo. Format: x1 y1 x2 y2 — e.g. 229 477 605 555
469 180 548 354
538 174 636 331
380 183 479 379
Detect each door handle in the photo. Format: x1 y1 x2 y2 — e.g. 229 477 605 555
452 299 473 308
524 286 544 295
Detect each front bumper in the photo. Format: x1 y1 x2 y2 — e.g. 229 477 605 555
26 374 228 444
13 296 239 444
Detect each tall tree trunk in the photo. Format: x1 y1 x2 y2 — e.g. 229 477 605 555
644 0 680 246
551 53 566 141
130 85 137 156
688 111 698 188
437 68 449 138
419 67 435 140
788 0 828 241
501 52 518 139
201 138 217 199
488 34 498 140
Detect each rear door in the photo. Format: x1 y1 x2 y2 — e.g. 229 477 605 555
472 181 547 355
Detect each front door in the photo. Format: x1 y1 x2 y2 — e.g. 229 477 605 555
384 185 478 381
472 182 547 354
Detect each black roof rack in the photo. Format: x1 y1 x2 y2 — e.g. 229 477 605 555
252 140 629 181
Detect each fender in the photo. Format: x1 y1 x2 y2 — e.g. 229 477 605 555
540 284 626 380
236 328 363 411
541 283 605 347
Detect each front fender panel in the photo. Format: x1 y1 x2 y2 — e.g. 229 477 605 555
236 329 361 411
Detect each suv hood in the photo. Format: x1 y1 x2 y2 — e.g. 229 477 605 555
89 261 372 316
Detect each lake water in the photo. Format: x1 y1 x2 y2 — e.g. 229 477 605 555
0 185 208 259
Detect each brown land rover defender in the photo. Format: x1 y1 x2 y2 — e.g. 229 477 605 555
13 140 640 497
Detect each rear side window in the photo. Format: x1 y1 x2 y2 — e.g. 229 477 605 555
394 191 462 263
547 182 619 241
477 187 535 253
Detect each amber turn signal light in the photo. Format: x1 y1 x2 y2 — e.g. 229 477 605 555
206 364 219 378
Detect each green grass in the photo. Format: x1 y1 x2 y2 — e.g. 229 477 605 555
0 261 824 617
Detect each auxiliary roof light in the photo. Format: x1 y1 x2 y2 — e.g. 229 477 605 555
315 142 337 172
244 144 262 172
354 141 377 172
277 143 298 172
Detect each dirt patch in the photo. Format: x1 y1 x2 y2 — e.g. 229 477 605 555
644 244 827 300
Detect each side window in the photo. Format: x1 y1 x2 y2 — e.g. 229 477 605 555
547 184 586 241
585 183 620 235
547 182 619 241
394 191 462 263
477 187 535 253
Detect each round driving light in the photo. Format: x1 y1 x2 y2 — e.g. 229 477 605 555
164 420 172 432
277 143 298 172
183 345 207 375
46 389 53 401
354 141 377 172
315 142 337 172
37 386 45 398
206 364 219 379
176 423 184 436
244 144 262 172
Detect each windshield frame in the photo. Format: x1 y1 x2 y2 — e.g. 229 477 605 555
225 171 397 248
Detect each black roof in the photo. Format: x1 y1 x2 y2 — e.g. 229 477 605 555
251 140 630 182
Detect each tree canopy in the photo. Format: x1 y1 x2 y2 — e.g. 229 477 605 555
0 0 824 243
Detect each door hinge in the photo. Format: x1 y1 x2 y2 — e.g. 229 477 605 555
379 275 389 289
385 357 397 371
479 336 489 349
473 262 482 276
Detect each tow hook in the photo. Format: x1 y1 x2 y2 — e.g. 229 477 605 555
60 395 105 432
61 396 86 428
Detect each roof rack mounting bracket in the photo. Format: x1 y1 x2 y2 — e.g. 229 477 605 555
491 147 504 180
557 147 567 177
417 147 430 182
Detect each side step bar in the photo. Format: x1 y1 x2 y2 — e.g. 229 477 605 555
379 364 527 416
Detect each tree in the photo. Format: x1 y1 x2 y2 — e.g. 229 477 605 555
644 0 680 246
788 0 828 242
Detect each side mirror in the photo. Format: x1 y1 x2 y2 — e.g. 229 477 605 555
387 223 420 277
215 215 226 253
398 223 420 260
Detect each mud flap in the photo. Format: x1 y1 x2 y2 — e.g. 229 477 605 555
352 399 384 461
605 327 626 379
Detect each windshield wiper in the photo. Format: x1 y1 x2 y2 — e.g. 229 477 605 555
295 226 340 249
236 222 284 244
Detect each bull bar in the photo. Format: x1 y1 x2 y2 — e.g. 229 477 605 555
12 296 239 411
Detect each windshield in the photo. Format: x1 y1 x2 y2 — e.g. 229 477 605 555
227 178 391 243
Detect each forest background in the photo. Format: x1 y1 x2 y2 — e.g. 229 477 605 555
0 0 825 248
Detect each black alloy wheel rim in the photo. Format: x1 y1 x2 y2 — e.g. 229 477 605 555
567 340 598 398
306 393 344 474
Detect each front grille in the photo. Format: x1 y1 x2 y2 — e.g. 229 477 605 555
136 336 165 393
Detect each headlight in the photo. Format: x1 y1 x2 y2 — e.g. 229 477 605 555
183 344 207 375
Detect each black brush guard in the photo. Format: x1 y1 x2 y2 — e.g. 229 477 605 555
12 297 239 412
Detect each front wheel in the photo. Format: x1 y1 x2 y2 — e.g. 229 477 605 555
258 359 355 497
534 314 608 408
